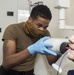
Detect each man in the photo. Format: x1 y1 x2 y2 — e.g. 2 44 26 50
68 35 74 61
67 35 74 75
0 5 60 75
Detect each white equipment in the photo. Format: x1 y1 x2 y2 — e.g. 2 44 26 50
54 0 74 29
44 38 71 73
44 38 69 55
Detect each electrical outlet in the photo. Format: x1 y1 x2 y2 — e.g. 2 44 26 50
7 11 14 16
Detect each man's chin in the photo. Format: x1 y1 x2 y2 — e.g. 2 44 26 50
68 51 74 60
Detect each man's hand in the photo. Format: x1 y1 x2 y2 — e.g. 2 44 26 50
27 36 57 56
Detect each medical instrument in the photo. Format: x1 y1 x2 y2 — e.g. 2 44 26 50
44 38 71 73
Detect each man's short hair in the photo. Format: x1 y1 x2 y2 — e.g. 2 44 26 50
30 5 52 20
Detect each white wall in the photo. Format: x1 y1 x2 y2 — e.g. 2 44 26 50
0 0 18 64
0 0 74 75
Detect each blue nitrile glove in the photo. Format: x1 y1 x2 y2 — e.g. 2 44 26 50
27 36 57 56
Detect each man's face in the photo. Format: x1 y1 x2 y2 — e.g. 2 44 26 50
28 16 50 31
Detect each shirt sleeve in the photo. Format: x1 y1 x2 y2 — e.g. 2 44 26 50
2 25 18 41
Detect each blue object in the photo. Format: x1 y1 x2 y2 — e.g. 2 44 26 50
27 36 57 56
67 70 74 75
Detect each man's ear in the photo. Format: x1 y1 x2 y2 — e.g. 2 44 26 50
28 17 32 23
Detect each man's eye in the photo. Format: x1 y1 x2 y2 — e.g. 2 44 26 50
44 26 48 29
37 24 43 27
44 27 47 29
38 25 42 27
